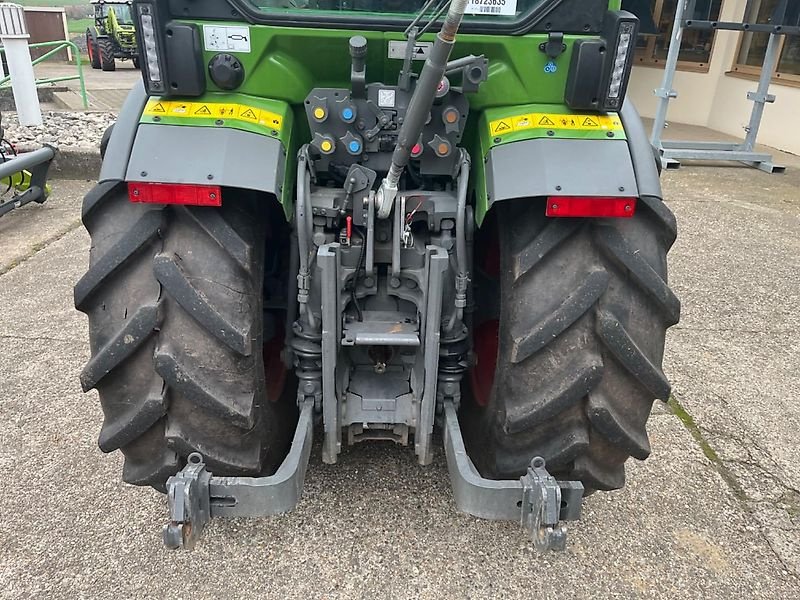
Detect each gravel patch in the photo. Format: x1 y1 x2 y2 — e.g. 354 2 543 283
3 110 116 152
71 34 88 53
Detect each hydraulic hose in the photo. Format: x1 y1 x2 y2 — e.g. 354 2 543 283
285 231 300 364
454 150 470 322
296 147 316 329
377 0 469 218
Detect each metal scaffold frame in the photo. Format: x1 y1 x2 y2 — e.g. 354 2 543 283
650 0 799 173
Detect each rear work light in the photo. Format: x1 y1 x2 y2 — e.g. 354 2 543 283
564 10 639 111
135 3 164 94
546 196 636 218
608 28 633 100
602 11 639 111
134 1 205 97
128 182 222 206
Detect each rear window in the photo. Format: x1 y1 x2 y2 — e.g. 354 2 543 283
242 1 547 22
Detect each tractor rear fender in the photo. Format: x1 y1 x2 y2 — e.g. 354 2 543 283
99 82 287 209
99 81 146 183
480 100 662 221
618 100 663 199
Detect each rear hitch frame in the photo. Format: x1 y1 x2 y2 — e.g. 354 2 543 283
162 398 583 552
442 401 584 551
163 399 315 549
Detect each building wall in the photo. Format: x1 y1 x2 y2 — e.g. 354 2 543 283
627 0 800 156
23 7 70 61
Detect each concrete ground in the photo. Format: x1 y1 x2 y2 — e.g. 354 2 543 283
35 62 140 111
1 134 799 598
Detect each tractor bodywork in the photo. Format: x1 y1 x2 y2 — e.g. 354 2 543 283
80 0 677 551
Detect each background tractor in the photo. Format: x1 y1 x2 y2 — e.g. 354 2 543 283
76 0 679 550
86 0 139 71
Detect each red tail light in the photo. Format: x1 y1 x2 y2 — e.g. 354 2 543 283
546 196 636 218
128 182 222 206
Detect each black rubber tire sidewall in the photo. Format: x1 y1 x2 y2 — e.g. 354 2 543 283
98 37 116 72
87 29 101 70
75 185 295 491
463 198 679 491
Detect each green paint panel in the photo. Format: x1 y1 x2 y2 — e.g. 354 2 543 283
141 0 626 217
138 114 277 138
193 24 583 108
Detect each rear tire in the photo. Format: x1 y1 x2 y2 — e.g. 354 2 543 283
98 37 116 72
87 29 101 70
132 57 140 70
464 198 680 491
74 183 293 490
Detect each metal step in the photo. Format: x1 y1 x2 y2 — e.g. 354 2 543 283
342 310 420 346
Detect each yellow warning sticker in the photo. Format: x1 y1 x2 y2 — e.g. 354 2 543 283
238 106 259 123
491 119 512 134
489 112 622 136
143 99 284 133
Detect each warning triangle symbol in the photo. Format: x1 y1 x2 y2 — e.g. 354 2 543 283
415 46 425 55
538 115 555 126
194 105 212 115
151 102 166 113
241 108 258 119
493 120 511 133
582 116 599 127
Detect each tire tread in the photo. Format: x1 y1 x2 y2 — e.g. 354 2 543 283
467 198 679 490
76 185 287 490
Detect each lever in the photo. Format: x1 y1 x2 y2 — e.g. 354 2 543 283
349 35 367 99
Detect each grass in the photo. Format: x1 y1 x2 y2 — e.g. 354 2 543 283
67 17 93 34
667 395 748 504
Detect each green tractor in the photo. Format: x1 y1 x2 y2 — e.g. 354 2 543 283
76 0 679 551
86 0 139 71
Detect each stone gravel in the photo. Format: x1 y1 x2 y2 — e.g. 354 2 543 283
2 110 116 152
70 34 88 53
